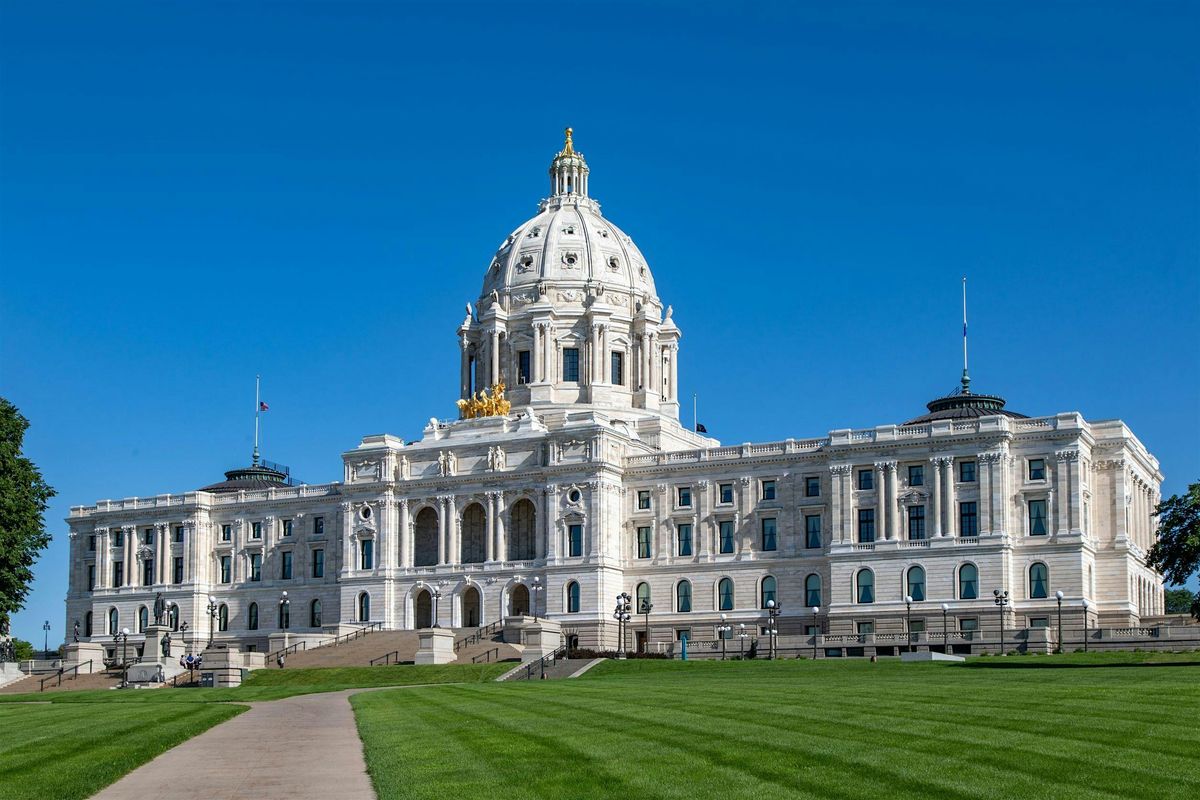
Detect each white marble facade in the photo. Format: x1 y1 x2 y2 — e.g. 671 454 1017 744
64 131 1165 655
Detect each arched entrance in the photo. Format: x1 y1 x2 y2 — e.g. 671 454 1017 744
415 589 433 629
509 499 536 561
510 584 530 616
414 507 439 567
461 503 486 564
462 585 482 627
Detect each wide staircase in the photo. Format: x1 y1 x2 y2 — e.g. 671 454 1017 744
0 667 124 695
279 623 523 669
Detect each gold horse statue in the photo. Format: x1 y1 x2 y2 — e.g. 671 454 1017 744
456 380 511 419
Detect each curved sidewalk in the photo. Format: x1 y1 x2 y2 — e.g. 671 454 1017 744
91 689 376 800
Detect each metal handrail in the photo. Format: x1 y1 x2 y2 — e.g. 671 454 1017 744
455 621 502 652
39 660 93 692
267 621 383 662
511 643 568 681
369 650 401 666
472 647 500 664
266 640 308 662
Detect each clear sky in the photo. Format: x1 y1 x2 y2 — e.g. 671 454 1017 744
2 1 1197 646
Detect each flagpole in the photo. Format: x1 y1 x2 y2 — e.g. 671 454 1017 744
961 277 970 394
693 393 698 434
253 375 261 465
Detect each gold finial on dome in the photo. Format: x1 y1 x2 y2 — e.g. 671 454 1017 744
563 126 574 155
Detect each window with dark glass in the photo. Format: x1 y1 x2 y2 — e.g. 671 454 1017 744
637 490 651 510
1029 563 1049 598
805 515 821 549
959 563 978 599
108 608 119 634
611 351 624 385
221 524 232 542
173 557 184 584
1029 617 1049 628
858 469 874 490
677 524 693 556
676 580 692 613
138 606 148 632
312 548 324 578
568 524 583 557
761 576 777 608
250 553 261 582
517 350 531 384
636 582 652 614
283 519 293 537
87 564 96 591
636 526 652 559
907 566 926 602
908 506 926 540
761 518 777 551
857 620 874 634
856 570 875 604
218 604 228 632
143 528 153 544
142 559 154 586
310 598 322 627
248 602 259 630
805 476 820 497
252 521 262 540
220 555 231 584
959 461 976 482
84 611 93 637
762 480 776 501
805 573 821 607
88 535 96 551
718 578 734 611
562 347 580 382
1029 458 1046 481
960 502 978 537
719 520 735 554
677 486 692 507
361 540 374 570
960 618 978 638
1029 499 1048 536
314 516 325 535
112 560 123 587
566 582 581 613
719 483 734 504
281 551 293 580
113 530 124 548
908 465 924 486
858 509 876 543
174 526 184 543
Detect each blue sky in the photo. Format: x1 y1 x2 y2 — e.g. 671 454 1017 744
2 2 1197 645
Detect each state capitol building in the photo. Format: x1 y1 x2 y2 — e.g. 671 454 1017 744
65 130 1166 658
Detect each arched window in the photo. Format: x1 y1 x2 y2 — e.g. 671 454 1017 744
310 599 322 628
509 498 537 561
856 570 874 604
718 578 734 611
138 606 149 633
636 582 652 614
959 564 978 600
761 576 777 609
218 604 229 632
248 602 259 631
566 581 580 614
358 592 371 622
84 611 93 638
168 604 179 631
676 580 692 613
805 574 822 608
906 566 926 602
460 503 487 564
1029 563 1049 599
108 607 119 635
413 507 440 567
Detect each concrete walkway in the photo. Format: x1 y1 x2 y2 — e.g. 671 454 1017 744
91 689 376 800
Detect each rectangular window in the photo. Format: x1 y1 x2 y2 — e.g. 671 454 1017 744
252 522 263 540
858 469 874 490
88 535 96 551
805 476 820 497
143 528 153 544
857 621 874 635
611 351 624 385
909 619 926 634
761 480 776 501
1029 617 1050 628
908 465 924 486
87 564 96 591
677 523 693 556
281 551 293 580
568 524 583 557
761 518 777 551
637 490 651 510
960 618 978 640
113 530 124 548
562 347 580 382
314 517 325 535
220 555 231 584
142 559 153 586
174 526 184 543
636 527 652 559
283 519 293 537
959 461 976 482
677 487 692 507
173 556 184 584
858 509 876 543
112 560 123 587
312 548 325 578
1029 499 1048 536
1029 458 1046 481
805 515 821 549
250 553 262 582
719 520 735 554
361 540 374 570
960 502 978 537
517 350 531 384
908 506 926 540
719 483 734 504
221 524 232 542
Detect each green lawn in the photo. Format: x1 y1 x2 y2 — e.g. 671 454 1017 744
352 657 1200 800
0 701 244 800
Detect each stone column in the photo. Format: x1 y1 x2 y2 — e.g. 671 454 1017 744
447 495 459 566
398 499 411 568
930 458 943 537
533 324 544 383
495 493 508 562
1054 451 1070 535
543 486 556 562
874 463 889 541
460 335 471 399
489 330 500 388
829 466 846 543
485 492 497 563
976 455 992 535
437 497 448 565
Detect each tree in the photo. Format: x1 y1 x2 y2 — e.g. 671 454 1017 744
1146 480 1200 619
0 398 56 634
1164 587 1196 615
12 638 34 661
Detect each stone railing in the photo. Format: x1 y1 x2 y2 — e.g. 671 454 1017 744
625 437 829 468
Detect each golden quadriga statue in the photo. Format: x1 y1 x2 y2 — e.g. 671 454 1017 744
456 380 512 419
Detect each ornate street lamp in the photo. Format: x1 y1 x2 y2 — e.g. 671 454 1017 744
531 577 543 622
279 591 290 653
810 606 820 660
737 623 749 659
940 603 950 653
1055 590 1064 654
993 589 1010 656
904 595 914 653
42 620 50 659
641 599 654 654
432 588 443 628
612 592 632 658
1081 598 1090 653
766 599 781 659
717 613 731 661
206 595 219 649
115 627 130 688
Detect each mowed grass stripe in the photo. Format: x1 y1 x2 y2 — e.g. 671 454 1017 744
352 660 1200 800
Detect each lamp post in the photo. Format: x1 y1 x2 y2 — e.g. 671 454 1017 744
766 599 781 659
993 589 1010 656
432 588 442 628
1055 590 1064 654
279 591 290 653
904 595 914 653
205 595 219 649
1081 598 1090 653
115 627 130 688
42 620 50 659
531 577 543 622
737 623 748 659
641 599 654 654
940 603 950 653
612 593 632 659
717 613 731 661
811 606 820 660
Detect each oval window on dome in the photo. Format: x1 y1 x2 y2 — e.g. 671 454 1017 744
360 505 372 520
608 256 620 271
562 252 579 267
568 489 582 503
